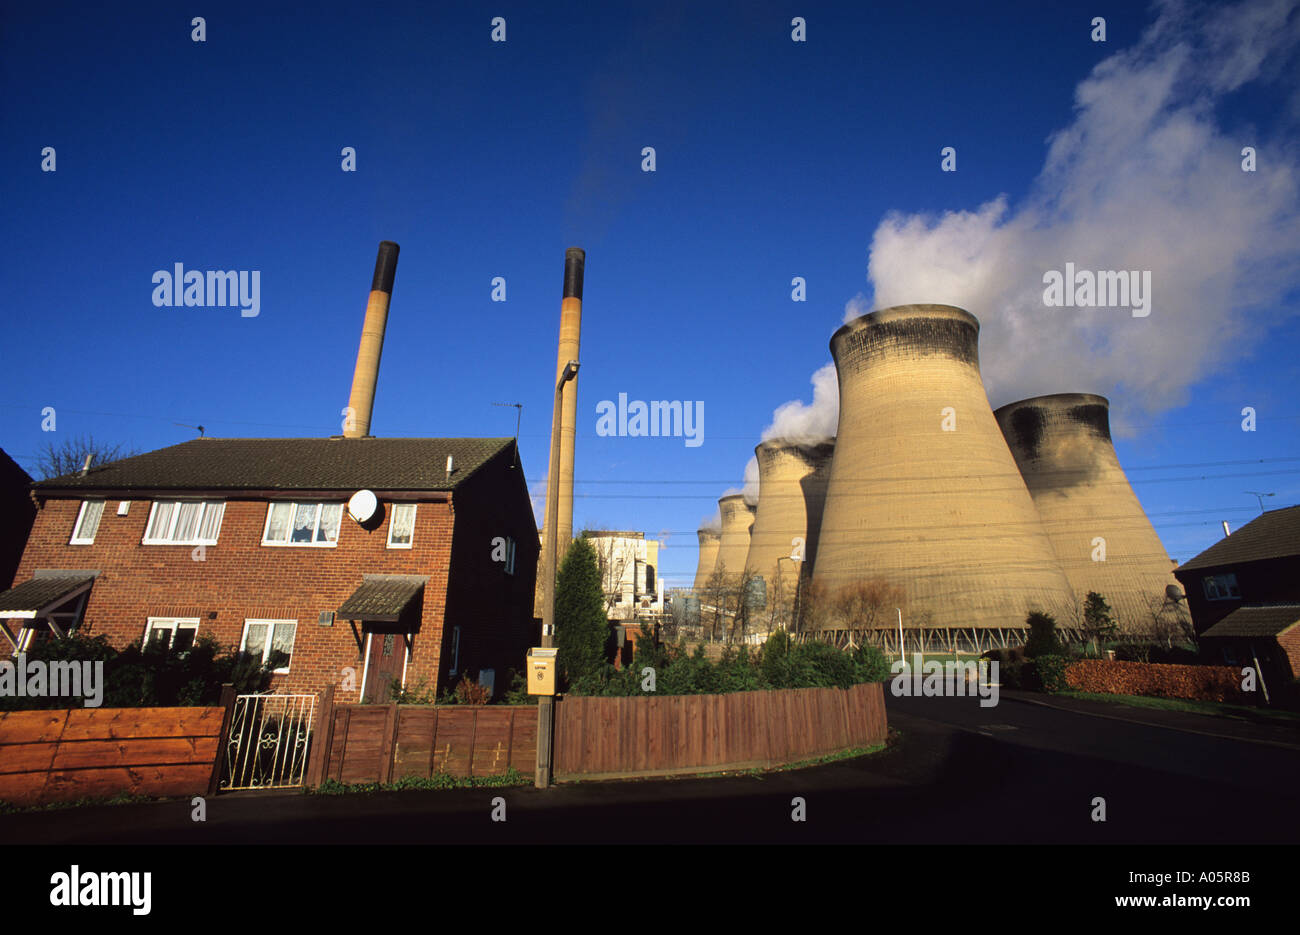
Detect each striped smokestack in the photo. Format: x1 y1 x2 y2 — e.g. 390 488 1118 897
545 247 585 553
343 241 400 438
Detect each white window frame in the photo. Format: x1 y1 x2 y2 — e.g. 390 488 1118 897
143 617 200 653
69 499 106 545
1202 573 1241 601
448 626 461 676
260 502 343 548
387 503 417 549
142 500 225 546
240 618 298 674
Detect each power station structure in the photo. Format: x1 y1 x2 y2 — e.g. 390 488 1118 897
343 241 400 438
535 248 586 619
692 528 721 591
809 304 1078 653
994 393 1181 637
743 438 834 621
710 494 756 586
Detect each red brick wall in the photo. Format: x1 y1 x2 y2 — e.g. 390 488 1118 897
1277 626 1300 681
13 495 456 705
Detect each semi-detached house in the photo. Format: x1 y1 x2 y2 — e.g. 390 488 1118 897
0 436 539 704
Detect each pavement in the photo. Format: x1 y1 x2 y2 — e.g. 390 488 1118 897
3 690 1298 845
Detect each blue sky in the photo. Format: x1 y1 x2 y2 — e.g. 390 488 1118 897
2 0 1297 588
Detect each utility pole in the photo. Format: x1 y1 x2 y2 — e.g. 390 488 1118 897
537 361 579 789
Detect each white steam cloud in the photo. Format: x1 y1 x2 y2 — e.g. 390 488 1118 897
862 0 1300 429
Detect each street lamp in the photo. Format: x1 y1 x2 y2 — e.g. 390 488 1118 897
776 555 803 633
537 359 579 789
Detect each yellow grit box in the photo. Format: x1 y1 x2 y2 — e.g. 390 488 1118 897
692 528 721 592
711 494 756 587
994 393 1182 637
744 437 834 596
812 304 1074 631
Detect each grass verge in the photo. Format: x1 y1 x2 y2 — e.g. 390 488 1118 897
307 768 531 795
1056 690 1300 726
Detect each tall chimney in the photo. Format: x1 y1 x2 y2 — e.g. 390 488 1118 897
544 247 585 554
343 241 400 438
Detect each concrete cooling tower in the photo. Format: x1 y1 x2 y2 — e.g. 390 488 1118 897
744 438 835 598
692 529 721 592
994 393 1180 636
812 304 1074 636
712 494 756 585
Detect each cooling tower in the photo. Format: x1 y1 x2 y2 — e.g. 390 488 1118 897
692 529 721 592
744 438 834 597
812 305 1074 631
711 494 756 585
994 393 1179 635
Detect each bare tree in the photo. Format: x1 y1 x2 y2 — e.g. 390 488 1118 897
703 562 728 642
35 434 137 481
829 577 905 632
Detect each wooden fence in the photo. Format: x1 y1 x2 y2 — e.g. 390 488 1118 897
307 699 537 786
0 704 228 806
553 682 888 781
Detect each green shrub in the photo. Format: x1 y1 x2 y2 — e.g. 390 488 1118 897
0 631 275 710
1031 654 1071 693
1024 611 1065 658
554 537 610 687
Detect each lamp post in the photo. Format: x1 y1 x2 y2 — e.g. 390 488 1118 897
537 359 579 789
777 555 803 634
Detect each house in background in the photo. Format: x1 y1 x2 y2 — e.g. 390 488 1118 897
0 436 538 702
1173 504 1300 694
0 448 37 594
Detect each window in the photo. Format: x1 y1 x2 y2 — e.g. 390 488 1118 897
1202 573 1241 601
448 626 461 676
144 618 199 652
262 502 343 547
143 501 224 545
387 503 417 548
70 500 105 544
504 536 516 575
241 619 297 673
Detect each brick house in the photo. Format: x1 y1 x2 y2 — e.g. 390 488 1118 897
0 436 538 703
1173 504 1300 691
0 449 37 591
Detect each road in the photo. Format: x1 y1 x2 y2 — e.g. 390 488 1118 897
3 691 1298 845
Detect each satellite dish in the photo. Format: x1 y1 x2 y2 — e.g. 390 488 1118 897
347 489 378 523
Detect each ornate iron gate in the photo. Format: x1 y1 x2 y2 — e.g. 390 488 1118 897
220 693 316 791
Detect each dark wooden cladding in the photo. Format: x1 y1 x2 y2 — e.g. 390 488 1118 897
319 704 537 784
553 683 887 781
0 706 226 806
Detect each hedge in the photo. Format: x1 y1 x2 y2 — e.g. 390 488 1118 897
1062 659 1248 704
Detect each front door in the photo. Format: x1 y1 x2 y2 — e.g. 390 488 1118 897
362 631 408 703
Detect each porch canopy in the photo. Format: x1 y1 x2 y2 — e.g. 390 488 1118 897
0 573 97 650
337 574 428 623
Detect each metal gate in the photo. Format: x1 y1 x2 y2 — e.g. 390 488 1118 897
220 693 316 791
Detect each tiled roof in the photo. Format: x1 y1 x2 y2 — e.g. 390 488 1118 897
0 575 96 616
1177 504 1300 572
337 575 428 621
1201 605 1300 639
33 437 516 494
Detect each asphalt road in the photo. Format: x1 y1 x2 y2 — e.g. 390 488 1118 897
4 692 1299 845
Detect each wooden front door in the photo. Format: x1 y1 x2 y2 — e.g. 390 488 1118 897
362 631 408 704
